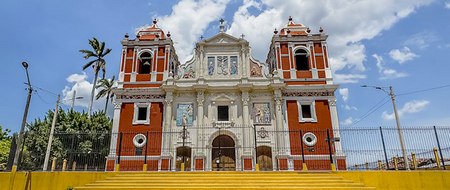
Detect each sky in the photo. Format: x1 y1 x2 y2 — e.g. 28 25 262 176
1 0 450 133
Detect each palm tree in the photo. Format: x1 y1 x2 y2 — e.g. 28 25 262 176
96 76 115 112
79 38 112 116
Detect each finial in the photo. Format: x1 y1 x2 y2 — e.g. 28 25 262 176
200 35 204 40
219 18 225 32
274 28 278 35
241 34 245 39
153 18 157 25
288 16 293 21
124 33 129 39
136 33 141 38
319 27 324 33
307 27 311 33
167 31 171 38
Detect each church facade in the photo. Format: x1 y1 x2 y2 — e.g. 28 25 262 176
106 17 346 171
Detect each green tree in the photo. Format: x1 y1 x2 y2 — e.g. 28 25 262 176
21 110 112 170
79 37 112 116
96 76 115 112
0 125 11 170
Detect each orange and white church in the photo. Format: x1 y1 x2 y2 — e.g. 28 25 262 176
106 17 346 171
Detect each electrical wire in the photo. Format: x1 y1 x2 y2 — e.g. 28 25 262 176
347 96 390 127
397 84 450 96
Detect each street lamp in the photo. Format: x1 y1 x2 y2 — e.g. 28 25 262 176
68 90 84 110
12 61 33 172
361 85 410 170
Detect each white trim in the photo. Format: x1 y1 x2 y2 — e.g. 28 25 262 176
297 100 317 123
133 102 151 125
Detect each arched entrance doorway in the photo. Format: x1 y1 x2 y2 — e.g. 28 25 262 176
176 146 191 171
212 135 236 171
257 146 273 171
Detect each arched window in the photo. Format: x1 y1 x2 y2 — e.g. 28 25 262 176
294 49 309 71
139 52 152 74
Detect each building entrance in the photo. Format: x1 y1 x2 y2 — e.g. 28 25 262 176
211 135 236 171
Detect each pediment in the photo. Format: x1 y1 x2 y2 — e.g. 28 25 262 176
211 93 235 102
203 33 244 44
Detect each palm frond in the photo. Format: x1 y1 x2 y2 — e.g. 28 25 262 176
82 60 97 70
102 48 112 57
98 41 105 56
96 89 107 100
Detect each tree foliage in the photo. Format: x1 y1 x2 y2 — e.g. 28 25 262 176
0 125 11 170
96 75 115 112
20 110 112 170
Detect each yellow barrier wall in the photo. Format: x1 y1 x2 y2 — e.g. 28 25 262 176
0 171 449 190
335 171 450 190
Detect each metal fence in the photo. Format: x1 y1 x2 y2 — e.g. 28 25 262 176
8 126 450 171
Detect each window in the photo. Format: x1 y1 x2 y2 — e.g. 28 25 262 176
217 106 229 121
139 52 152 74
137 107 148 121
134 103 150 124
295 49 309 71
301 105 312 119
298 101 316 122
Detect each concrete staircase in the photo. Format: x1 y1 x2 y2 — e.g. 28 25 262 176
75 172 375 190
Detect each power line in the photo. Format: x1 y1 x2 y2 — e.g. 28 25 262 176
397 84 450 96
348 96 390 127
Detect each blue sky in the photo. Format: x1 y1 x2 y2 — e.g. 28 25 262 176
1 0 450 133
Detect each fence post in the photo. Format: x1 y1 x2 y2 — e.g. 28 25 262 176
51 158 56 172
62 159 67 171
72 161 76 171
393 157 398 170
433 126 446 170
411 152 417 170
116 132 123 172
433 147 441 169
253 125 259 171
377 160 382 170
143 131 148 172
326 129 336 171
379 127 389 170
300 130 307 171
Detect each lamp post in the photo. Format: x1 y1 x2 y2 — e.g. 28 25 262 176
361 85 410 170
69 90 84 111
12 62 33 172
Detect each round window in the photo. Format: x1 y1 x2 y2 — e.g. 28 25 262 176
302 132 317 147
133 134 147 148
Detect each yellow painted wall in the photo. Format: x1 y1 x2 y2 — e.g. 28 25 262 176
0 171 449 190
0 172 115 190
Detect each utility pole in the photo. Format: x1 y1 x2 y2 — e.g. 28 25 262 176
388 86 410 170
43 94 61 171
11 61 33 172
362 85 410 170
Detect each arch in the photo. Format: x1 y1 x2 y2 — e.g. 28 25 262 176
292 46 310 71
211 134 236 171
257 146 273 171
137 50 153 74
175 146 192 171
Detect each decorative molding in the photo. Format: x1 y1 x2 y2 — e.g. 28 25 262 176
283 91 334 97
117 94 165 100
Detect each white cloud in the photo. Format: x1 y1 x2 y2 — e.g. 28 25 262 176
373 54 408 79
338 88 349 102
225 0 432 83
341 117 355 125
62 72 109 113
404 32 438 49
382 100 430 120
344 104 358 111
152 0 230 63
389 47 418 64
445 2 450 9
333 73 367 84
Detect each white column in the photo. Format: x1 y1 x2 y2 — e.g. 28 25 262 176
274 90 285 155
108 102 122 157
241 91 251 155
162 92 174 156
196 91 205 155
328 99 343 155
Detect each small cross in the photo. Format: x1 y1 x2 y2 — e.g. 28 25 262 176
241 34 245 39
200 35 204 40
